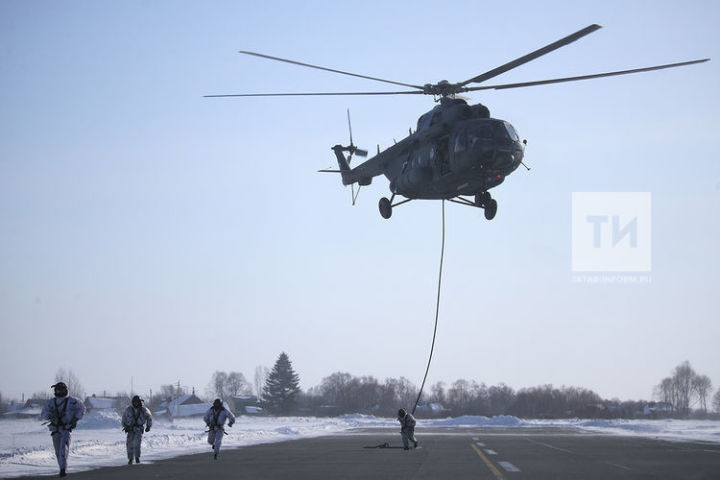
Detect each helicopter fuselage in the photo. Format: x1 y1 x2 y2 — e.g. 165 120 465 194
339 98 524 201
384 117 524 200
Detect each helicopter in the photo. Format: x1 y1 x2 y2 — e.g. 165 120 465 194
206 24 708 220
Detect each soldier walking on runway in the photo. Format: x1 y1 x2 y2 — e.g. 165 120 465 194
122 395 152 464
41 382 86 477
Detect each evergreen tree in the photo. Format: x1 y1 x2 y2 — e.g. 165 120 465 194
263 352 301 414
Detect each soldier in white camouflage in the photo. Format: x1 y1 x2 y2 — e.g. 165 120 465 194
121 395 152 464
397 408 419 450
203 399 235 459
40 382 86 477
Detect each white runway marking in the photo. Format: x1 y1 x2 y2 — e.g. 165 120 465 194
498 461 521 472
471 436 479 441
525 437 573 453
475 441 486 447
484 449 498 455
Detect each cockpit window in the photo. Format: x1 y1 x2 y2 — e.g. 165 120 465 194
456 124 495 151
468 124 494 148
504 122 520 141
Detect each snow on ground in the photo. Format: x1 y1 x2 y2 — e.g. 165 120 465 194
1 413 719 478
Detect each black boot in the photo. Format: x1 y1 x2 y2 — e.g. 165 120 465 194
135 457 140 464
59 468 67 477
214 453 218 460
128 458 133 465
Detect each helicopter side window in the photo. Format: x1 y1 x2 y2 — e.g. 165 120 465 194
478 124 494 139
454 130 467 153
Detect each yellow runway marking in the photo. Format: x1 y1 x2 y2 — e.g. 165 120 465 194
471 443 504 479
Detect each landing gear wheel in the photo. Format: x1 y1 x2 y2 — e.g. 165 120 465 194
379 197 392 219
474 191 491 207
484 199 497 220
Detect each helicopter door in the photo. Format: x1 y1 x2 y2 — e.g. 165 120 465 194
435 137 450 176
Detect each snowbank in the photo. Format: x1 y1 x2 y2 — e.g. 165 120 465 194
76 411 122 430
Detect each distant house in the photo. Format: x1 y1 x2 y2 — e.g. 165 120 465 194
84 395 124 413
3 398 45 418
158 392 209 418
231 395 264 415
643 401 674 418
414 403 449 417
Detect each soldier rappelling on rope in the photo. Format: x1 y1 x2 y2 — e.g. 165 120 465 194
397 408 419 450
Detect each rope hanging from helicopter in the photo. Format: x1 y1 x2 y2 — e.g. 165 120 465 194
411 199 445 415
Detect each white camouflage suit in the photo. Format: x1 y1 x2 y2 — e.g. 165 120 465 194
399 411 418 449
122 405 153 461
203 405 235 456
41 396 86 471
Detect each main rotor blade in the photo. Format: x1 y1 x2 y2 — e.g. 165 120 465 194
204 90 424 97
460 58 710 91
239 51 425 90
458 24 602 87
347 109 353 145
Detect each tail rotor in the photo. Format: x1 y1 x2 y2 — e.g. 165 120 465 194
321 109 367 205
346 108 368 164
345 109 366 205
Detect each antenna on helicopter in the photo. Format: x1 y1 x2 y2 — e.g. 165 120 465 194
521 139 530 170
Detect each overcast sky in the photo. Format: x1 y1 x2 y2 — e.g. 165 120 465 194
1 0 719 403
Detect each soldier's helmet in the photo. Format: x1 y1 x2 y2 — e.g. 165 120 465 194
132 395 143 407
398 408 407 418
213 399 223 410
51 382 68 397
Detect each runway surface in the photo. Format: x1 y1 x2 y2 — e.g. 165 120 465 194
13 427 720 479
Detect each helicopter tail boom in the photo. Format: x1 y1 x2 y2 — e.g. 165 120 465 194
331 145 354 185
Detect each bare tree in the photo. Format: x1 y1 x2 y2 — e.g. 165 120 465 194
488 383 516 416
227 372 252 397
206 371 229 400
692 375 712 413
159 383 181 401
672 361 696 417
355 376 381 412
254 366 269 401
55 368 85 399
712 388 720 414
654 376 676 412
447 379 473 413
429 381 446 405
319 372 355 411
